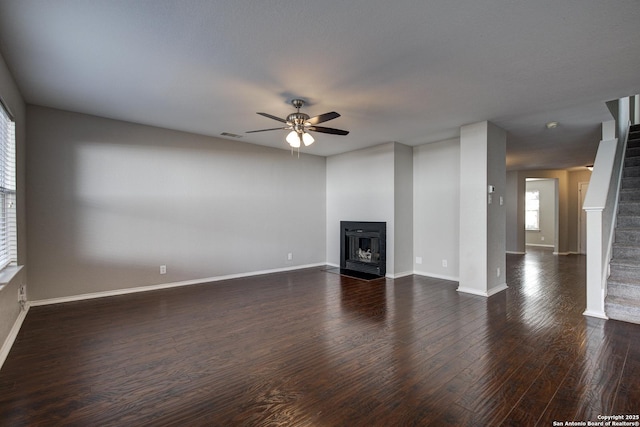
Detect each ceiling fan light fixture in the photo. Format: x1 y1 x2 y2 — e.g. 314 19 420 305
286 130 301 147
302 132 314 146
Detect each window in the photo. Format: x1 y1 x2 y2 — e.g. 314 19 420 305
0 99 16 270
525 190 539 231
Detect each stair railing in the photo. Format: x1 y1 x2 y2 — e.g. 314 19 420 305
583 96 634 318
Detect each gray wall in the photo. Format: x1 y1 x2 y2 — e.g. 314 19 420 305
506 170 525 253
568 170 592 253
459 122 489 293
393 142 413 276
486 122 507 292
413 139 460 280
26 106 327 301
0 51 26 354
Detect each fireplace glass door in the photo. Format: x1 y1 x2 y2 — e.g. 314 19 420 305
347 232 380 264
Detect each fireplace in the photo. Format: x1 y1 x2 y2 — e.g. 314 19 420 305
340 221 386 279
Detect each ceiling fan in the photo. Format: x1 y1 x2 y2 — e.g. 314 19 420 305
247 99 349 149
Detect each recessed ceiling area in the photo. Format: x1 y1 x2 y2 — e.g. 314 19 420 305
0 0 638 170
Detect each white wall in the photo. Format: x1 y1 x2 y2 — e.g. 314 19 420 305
413 139 460 280
26 106 327 301
326 143 396 274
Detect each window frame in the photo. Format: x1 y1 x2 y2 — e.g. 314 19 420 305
0 96 17 271
525 189 540 231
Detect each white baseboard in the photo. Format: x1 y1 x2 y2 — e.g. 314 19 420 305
457 286 488 297
457 283 508 297
553 252 571 256
488 283 509 296
30 263 326 307
388 271 413 279
527 244 555 248
583 309 608 320
506 251 526 255
0 303 30 370
413 270 459 282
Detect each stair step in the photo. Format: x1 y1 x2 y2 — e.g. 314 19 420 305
618 201 640 215
608 280 640 299
612 243 640 259
605 295 640 324
625 156 640 167
623 165 640 177
615 227 640 244
619 189 640 201
622 177 640 189
610 255 640 267
626 147 640 158
628 139 640 150
609 269 640 285
609 260 640 281
617 215 640 228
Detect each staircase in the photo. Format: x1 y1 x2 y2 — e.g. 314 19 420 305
607 124 640 324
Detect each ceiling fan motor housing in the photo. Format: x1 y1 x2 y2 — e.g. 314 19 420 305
287 112 310 133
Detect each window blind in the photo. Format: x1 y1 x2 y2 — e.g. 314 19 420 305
0 100 16 269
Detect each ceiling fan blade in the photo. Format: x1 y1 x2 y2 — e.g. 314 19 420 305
257 112 288 123
308 126 349 136
246 127 289 133
307 111 340 125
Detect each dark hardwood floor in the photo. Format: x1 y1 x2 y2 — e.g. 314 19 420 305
1 249 639 426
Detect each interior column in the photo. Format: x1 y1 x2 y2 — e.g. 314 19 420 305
458 121 507 297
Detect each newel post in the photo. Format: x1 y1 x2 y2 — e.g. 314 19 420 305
583 208 608 319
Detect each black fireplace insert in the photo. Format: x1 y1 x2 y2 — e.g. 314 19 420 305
340 221 386 279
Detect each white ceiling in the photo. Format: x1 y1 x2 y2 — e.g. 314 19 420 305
0 0 638 169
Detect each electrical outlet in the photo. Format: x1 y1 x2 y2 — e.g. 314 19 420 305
497 267 501 277
18 285 26 302
541 236 545 241
287 253 293 261
416 257 423 264
442 259 448 268
160 265 167 274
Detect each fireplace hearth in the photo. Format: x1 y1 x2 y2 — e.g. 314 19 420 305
340 221 386 279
